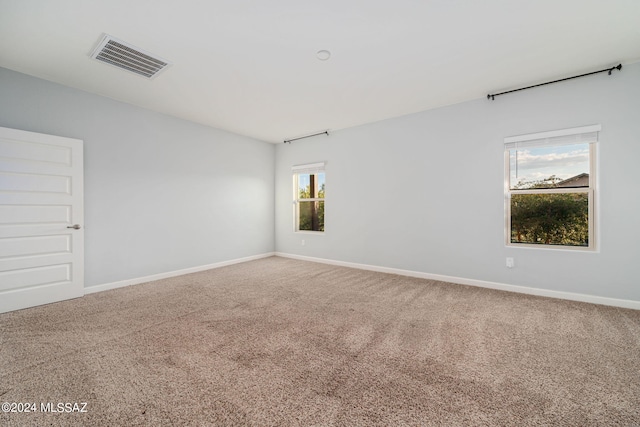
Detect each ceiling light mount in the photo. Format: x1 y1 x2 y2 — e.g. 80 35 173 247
316 50 331 61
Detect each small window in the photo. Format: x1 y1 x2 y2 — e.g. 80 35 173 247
293 163 325 232
505 125 599 250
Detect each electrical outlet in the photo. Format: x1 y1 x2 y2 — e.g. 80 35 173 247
506 257 514 268
301 239 305 246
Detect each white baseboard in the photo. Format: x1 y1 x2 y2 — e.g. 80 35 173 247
275 252 640 310
85 252 275 295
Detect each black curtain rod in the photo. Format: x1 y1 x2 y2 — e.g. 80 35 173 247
283 130 329 144
487 64 622 100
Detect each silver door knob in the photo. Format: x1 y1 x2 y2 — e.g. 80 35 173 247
67 224 81 230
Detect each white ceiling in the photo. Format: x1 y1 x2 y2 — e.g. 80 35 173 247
1 0 639 143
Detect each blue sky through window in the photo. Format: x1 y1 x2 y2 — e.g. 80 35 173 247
298 172 325 195
509 143 589 188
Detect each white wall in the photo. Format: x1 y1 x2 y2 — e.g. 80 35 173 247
275 62 640 302
0 67 275 289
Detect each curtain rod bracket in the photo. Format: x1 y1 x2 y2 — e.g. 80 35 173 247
608 64 622 75
487 63 622 100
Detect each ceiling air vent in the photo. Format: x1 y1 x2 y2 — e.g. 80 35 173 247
90 34 171 79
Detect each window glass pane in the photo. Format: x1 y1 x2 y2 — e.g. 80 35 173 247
510 193 589 246
298 172 325 199
298 201 325 232
509 143 589 189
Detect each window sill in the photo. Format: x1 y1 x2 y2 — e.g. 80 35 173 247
506 242 598 253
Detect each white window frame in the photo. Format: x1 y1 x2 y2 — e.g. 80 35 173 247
292 162 325 233
504 125 600 251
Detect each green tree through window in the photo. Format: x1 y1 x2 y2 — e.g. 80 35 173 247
510 177 589 246
298 178 325 231
293 163 325 232
505 125 598 250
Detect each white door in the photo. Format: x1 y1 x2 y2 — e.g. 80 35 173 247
0 126 84 313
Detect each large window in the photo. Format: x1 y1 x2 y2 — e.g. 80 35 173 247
505 125 599 250
293 162 325 232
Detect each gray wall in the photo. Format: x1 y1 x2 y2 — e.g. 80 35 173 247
275 61 640 302
3 62 638 302
0 67 275 288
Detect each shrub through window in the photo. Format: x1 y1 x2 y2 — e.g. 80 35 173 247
504 125 599 250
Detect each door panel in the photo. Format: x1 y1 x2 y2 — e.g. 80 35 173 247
0 234 71 258
0 204 72 223
0 264 71 292
0 126 83 313
0 171 71 193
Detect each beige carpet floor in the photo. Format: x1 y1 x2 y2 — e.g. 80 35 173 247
1 256 639 426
